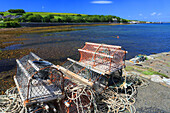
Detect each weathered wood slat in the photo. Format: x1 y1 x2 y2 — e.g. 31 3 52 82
85 42 121 49
53 65 94 87
28 60 40 71
16 59 31 79
67 58 106 75
78 49 114 58
30 52 41 60
14 76 25 102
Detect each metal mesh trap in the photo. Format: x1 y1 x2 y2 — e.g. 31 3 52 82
59 42 127 88
1 42 148 113
78 42 127 75
14 52 65 106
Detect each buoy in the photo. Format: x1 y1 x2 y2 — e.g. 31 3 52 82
64 101 70 107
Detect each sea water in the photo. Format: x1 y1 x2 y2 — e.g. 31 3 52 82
20 23 170 59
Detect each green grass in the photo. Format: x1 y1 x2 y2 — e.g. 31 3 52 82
134 67 168 78
27 12 78 17
0 12 16 16
141 68 168 78
145 57 149 60
0 12 86 17
152 71 169 78
142 71 154 75
136 69 143 72
54 16 61 19
27 12 83 16
125 66 134 71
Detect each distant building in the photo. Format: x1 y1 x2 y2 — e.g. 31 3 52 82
11 15 22 19
129 21 140 24
1 15 22 19
112 18 117 23
146 22 151 23
3 15 13 19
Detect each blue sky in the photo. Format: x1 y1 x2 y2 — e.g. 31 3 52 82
0 0 169 22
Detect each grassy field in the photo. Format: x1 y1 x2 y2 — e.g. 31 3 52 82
0 12 86 17
0 12 87 22
27 12 85 16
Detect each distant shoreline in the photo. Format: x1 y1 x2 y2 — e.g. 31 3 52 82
0 23 129 31
19 22 129 27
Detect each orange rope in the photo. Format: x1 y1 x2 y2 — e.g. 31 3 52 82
32 107 45 113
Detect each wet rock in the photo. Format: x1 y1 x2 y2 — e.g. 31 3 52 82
162 77 170 86
150 75 163 83
135 64 143 66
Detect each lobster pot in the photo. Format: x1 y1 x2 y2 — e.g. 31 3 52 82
78 42 126 74
14 53 64 106
62 60 108 84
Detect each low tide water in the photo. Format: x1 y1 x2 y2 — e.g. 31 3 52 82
18 23 170 60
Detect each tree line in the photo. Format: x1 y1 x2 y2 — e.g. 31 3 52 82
8 9 25 13
0 9 129 23
14 13 128 23
0 9 129 28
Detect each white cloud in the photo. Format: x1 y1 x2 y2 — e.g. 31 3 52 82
144 17 147 19
128 16 131 17
42 6 44 9
157 13 162 16
139 14 143 16
151 12 156 16
91 1 113 4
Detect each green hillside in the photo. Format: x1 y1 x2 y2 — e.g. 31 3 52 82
27 12 85 16
1 12 86 17
0 9 130 28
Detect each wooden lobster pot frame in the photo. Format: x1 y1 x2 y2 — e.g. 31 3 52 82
14 52 64 106
60 42 127 88
78 42 127 75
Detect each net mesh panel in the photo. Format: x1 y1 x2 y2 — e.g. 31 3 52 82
62 61 108 86
79 43 125 73
60 82 95 113
16 53 64 104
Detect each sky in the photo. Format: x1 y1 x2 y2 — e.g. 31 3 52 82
0 0 169 22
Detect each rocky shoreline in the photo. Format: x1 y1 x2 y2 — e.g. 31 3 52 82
125 52 170 112
126 52 170 85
